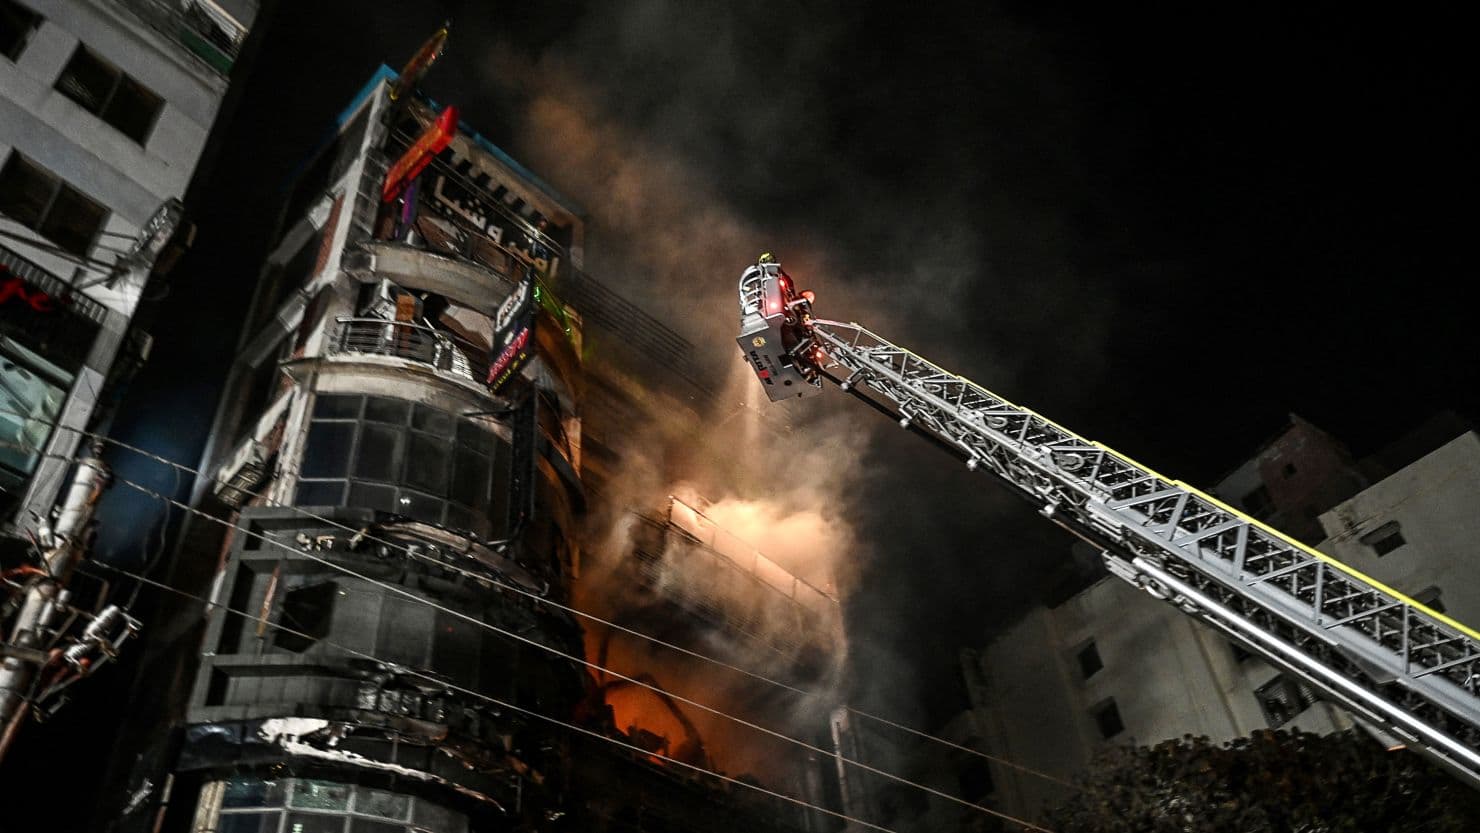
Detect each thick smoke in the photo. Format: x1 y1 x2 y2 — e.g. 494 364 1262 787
451 0 1115 746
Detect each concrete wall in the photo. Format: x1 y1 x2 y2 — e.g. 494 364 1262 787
954 431 1480 823
1 0 236 317
1318 431 1480 626
967 574 1353 821
1 0 250 530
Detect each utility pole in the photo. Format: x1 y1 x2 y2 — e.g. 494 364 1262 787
0 448 112 762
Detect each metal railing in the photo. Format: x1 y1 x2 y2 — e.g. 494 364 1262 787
111 0 245 75
665 495 840 617
382 127 709 394
329 317 489 387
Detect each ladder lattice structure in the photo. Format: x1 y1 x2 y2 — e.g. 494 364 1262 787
806 316 1480 785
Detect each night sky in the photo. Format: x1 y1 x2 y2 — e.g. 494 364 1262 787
92 0 1480 756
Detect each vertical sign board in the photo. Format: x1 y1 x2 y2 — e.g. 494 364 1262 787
486 268 537 393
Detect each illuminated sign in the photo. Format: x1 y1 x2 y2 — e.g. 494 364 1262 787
0 259 98 374
0 267 58 312
381 105 458 203
389 26 449 102
486 269 536 392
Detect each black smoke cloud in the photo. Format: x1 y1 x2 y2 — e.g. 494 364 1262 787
365 0 1475 725
420 0 1118 724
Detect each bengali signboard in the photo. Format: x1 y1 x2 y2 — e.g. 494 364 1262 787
486 267 537 393
424 173 563 279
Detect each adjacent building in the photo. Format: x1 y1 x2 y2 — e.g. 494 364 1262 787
933 416 1477 825
0 0 256 534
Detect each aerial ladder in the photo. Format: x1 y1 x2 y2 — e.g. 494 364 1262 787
735 255 1480 788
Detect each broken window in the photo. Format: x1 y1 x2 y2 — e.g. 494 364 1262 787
1361 521 1405 557
273 582 337 653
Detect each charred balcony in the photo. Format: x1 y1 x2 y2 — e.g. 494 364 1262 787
615 497 844 684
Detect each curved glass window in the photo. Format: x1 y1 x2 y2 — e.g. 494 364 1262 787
294 394 510 537
207 778 467 833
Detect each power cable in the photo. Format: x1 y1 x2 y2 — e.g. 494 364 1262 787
3 433 1055 830
98 459 1051 831
0 408 1078 791
83 417 1074 787
76 559 915 833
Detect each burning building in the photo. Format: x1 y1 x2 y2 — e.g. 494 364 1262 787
97 56 860 833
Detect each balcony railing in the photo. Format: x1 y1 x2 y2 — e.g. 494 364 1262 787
329 317 489 388
111 0 245 75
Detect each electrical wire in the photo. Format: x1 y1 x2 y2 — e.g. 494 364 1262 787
65 415 1074 787
76 559 913 833
0 408 1078 791
98 460 1052 831
1 432 1057 830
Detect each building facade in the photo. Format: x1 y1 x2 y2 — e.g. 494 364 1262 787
106 66 843 833
938 419 1477 824
0 0 255 532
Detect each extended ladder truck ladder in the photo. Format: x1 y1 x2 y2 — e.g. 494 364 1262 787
735 256 1480 788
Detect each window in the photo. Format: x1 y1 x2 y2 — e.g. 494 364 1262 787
1229 640 1254 664
957 758 994 803
1361 521 1405 557
0 337 72 506
0 153 108 256
1282 462 1297 478
1255 674 1318 728
1 1 41 61
1076 640 1103 680
1090 698 1123 739
293 394 511 537
54 45 163 143
273 581 337 653
206 778 467 833
1242 484 1273 518
1414 585 1446 615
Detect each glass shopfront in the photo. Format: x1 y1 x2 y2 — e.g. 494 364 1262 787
0 249 103 515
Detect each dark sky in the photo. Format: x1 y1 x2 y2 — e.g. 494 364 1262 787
105 1 1478 730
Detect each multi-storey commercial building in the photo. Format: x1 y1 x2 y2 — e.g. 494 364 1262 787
0 0 255 532
929 417 1477 825
106 65 848 832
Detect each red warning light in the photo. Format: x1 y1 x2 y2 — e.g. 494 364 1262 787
801 290 816 303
